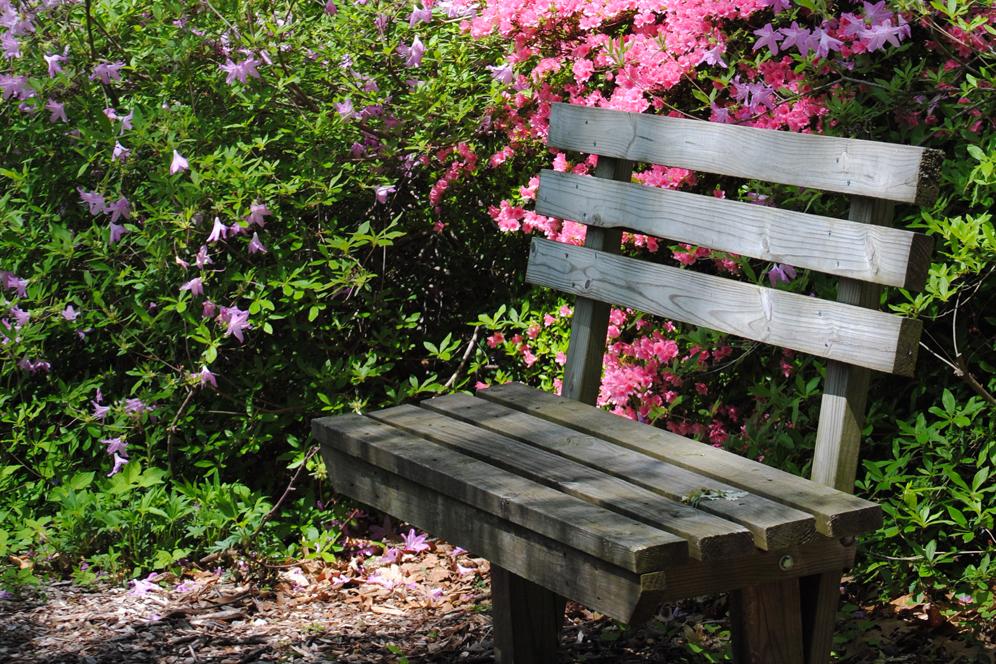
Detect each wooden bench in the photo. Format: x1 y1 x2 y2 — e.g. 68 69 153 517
313 103 942 663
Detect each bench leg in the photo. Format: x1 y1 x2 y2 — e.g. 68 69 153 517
800 571 842 664
729 579 805 664
490 565 566 664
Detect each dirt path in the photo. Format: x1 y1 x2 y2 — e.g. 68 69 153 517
1 542 991 663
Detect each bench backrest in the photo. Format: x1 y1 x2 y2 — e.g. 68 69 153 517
530 103 942 493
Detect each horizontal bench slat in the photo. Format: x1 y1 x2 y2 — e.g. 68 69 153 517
548 103 942 205
313 414 687 573
480 383 882 538
368 405 755 560
324 448 665 624
527 238 921 375
422 394 816 551
535 170 933 290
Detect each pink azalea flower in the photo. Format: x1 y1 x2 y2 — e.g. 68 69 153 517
100 437 128 456
219 56 261 85
90 61 125 85
62 305 78 321
180 277 203 297
105 197 131 223
103 107 118 121
335 99 354 119
45 99 67 123
175 256 190 269
246 202 270 227
398 36 424 67
44 53 66 77
768 263 797 286
195 245 212 268
196 366 217 388
107 452 128 476
170 150 188 174
486 64 514 84
217 306 251 342
206 217 227 243
698 44 727 68
247 232 267 254
129 574 160 595
408 4 432 26
401 528 430 553
112 142 130 162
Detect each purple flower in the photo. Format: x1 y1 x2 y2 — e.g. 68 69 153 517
698 44 727 68
398 36 425 67
813 27 844 58
710 103 732 124
92 400 109 420
335 99 355 119
409 4 432 26
175 255 190 269
202 300 217 319
487 64 514 85
195 245 213 269
374 184 396 204
768 263 797 286
118 109 133 133
170 150 188 174
374 14 390 33
753 23 781 55
101 437 128 456
219 57 261 85
44 53 65 77
859 19 908 52
0 74 33 100
62 305 79 321
90 61 125 85
247 232 267 254
1 272 28 297
2 33 20 59
46 99 67 123
227 221 247 237
207 217 227 244
108 223 129 245
760 0 791 11
862 0 893 25
124 398 153 415
103 107 119 121
108 453 128 476
180 277 204 297
324 0 337 13
112 142 130 162
106 197 131 223
779 22 814 55
196 366 217 388
78 189 106 215
10 306 29 327
18 358 50 374
217 306 251 342
401 528 430 553
246 202 270 227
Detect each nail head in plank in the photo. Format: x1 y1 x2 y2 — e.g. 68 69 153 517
323 448 665 624
422 394 816 551
367 405 756 560
479 383 882 538
548 103 943 205
312 414 687 572
526 237 921 376
536 170 933 291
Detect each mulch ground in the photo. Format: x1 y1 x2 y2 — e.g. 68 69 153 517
1 539 992 663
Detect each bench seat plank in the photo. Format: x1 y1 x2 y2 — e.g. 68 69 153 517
422 394 816 551
479 382 882 538
535 170 932 290
368 405 756 560
527 238 920 376
312 414 688 573
324 448 666 624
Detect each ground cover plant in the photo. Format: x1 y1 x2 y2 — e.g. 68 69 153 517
1 0 993 657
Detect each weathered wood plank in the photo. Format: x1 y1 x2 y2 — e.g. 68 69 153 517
422 394 815 551
312 414 687 573
548 103 943 205
535 170 932 290
526 238 921 375
491 565 566 664
479 383 882 538
730 580 806 664
562 157 634 405
368 405 756 560
661 539 854 603
323 447 665 623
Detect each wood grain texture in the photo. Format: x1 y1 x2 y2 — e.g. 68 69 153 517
312 414 687 573
368 405 756 560
491 565 566 664
526 237 921 375
547 103 943 205
800 571 843 664
323 448 665 623
731 580 806 664
422 394 815 551
662 539 854 603
561 157 633 405
535 170 933 290
480 383 882 538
